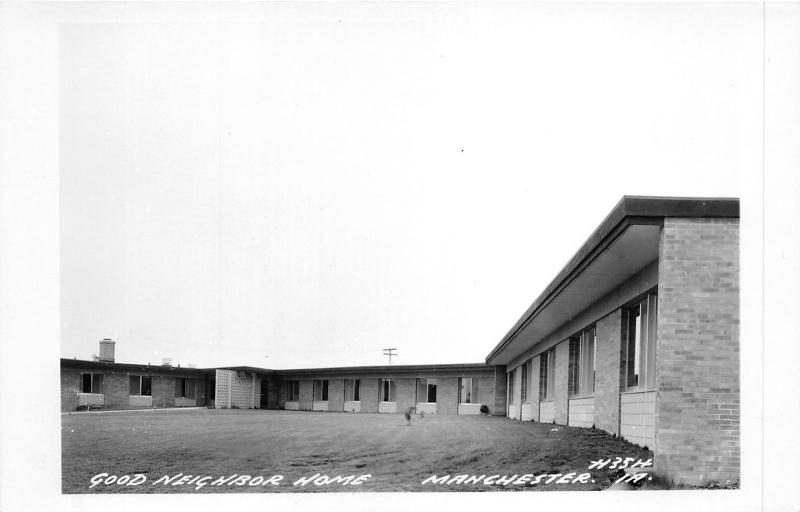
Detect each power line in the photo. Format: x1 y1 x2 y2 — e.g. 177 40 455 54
382 348 397 365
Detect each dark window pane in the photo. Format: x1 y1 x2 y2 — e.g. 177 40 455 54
568 337 580 396
427 383 437 403
353 380 360 401
141 376 152 396
521 364 528 402
92 374 104 394
81 373 92 393
539 355 548 400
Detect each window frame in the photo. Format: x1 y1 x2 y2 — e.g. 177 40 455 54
80 372 104 394
175 377 195 398
345 379 360 402
379 378 396 402
621 292 658 392
568 325 597 398
285 380 300 401
508 368 515 403
312 379 329 402
129 375 152 396
417 378 438 403
539 348 556 401
458 377 480 404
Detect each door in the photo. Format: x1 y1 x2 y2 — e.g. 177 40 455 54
259 377 269 409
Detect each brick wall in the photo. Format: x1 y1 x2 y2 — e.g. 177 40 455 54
298 380 313 410
436 377 458 415
103 373 128 408
553 340 569 424
395 378 416 413
328 378 344 412
360 378 379 413
477 374 495 414
595 309 622 435
152 375 175 408
656 217 739 486
61 368 80 411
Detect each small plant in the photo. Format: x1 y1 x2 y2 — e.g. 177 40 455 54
479 404 489 415
76 403 103 411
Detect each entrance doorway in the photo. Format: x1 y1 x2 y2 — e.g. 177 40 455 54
259 377 269 409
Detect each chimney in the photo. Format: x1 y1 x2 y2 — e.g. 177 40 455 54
98 338 115 362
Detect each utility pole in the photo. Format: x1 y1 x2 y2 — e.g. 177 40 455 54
382 348 397 365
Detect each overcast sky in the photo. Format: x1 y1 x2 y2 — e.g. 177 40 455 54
59 3 758 369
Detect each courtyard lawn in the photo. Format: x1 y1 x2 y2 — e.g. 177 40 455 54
61 409 653 493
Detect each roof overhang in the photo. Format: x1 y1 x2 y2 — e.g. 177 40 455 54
484 196 739 366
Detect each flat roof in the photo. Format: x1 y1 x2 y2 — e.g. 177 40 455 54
272 362 493 377
484 195 739 365
60 358 215 375
62 359 494 377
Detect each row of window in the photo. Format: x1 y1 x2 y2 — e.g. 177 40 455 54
79 374 195 398
284 377 480 404
510 292 657 402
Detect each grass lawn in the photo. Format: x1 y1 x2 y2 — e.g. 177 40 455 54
61 409 653 493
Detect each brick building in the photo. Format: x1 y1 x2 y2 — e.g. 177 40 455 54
209 364 506 415
485 196 739 486
60 196 739 487
60 341 214 411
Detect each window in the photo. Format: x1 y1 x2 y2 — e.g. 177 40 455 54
345 379 360 401
313 379 329 401
621 293 658 390
175 378 195 398
417 378 438 402
379 379 396 402
80 373 104 394
129 375 152 396
568 326 596 397
520 363 528 402
508 368 515 403
285 380 300 401
568 336 581 396
458 377 480 404
585 326 596 394
539 348 556 400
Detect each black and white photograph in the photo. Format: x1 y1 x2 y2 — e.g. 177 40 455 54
1 1 799 511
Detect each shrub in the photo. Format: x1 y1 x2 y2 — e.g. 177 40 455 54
479 405 489 414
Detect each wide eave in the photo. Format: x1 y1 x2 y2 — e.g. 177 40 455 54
484 196 739 366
